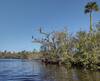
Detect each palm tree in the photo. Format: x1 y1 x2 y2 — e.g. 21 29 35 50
84 1 99 32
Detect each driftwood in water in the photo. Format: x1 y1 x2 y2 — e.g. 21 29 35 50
41 58 61 65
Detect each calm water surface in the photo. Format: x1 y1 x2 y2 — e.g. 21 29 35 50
0 59 100 81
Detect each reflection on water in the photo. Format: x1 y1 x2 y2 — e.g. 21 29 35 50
0 59 100 81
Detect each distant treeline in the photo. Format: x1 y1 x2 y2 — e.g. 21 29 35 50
0 50 42 59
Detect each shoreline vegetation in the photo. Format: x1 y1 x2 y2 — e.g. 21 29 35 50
0 1 100 70
0 50 42 60
37 23 100 71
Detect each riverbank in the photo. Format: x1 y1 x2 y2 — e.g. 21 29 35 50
0 50 100 71
41 57 100 71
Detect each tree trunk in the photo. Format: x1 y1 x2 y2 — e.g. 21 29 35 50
90 12 93 32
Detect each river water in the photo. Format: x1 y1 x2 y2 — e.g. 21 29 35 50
0 59 100 81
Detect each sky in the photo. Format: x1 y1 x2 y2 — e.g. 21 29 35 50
0 0 100 52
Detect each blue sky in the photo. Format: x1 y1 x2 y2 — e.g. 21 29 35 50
0 0 100 52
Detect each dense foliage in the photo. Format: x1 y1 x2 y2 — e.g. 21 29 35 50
32 22 100 70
